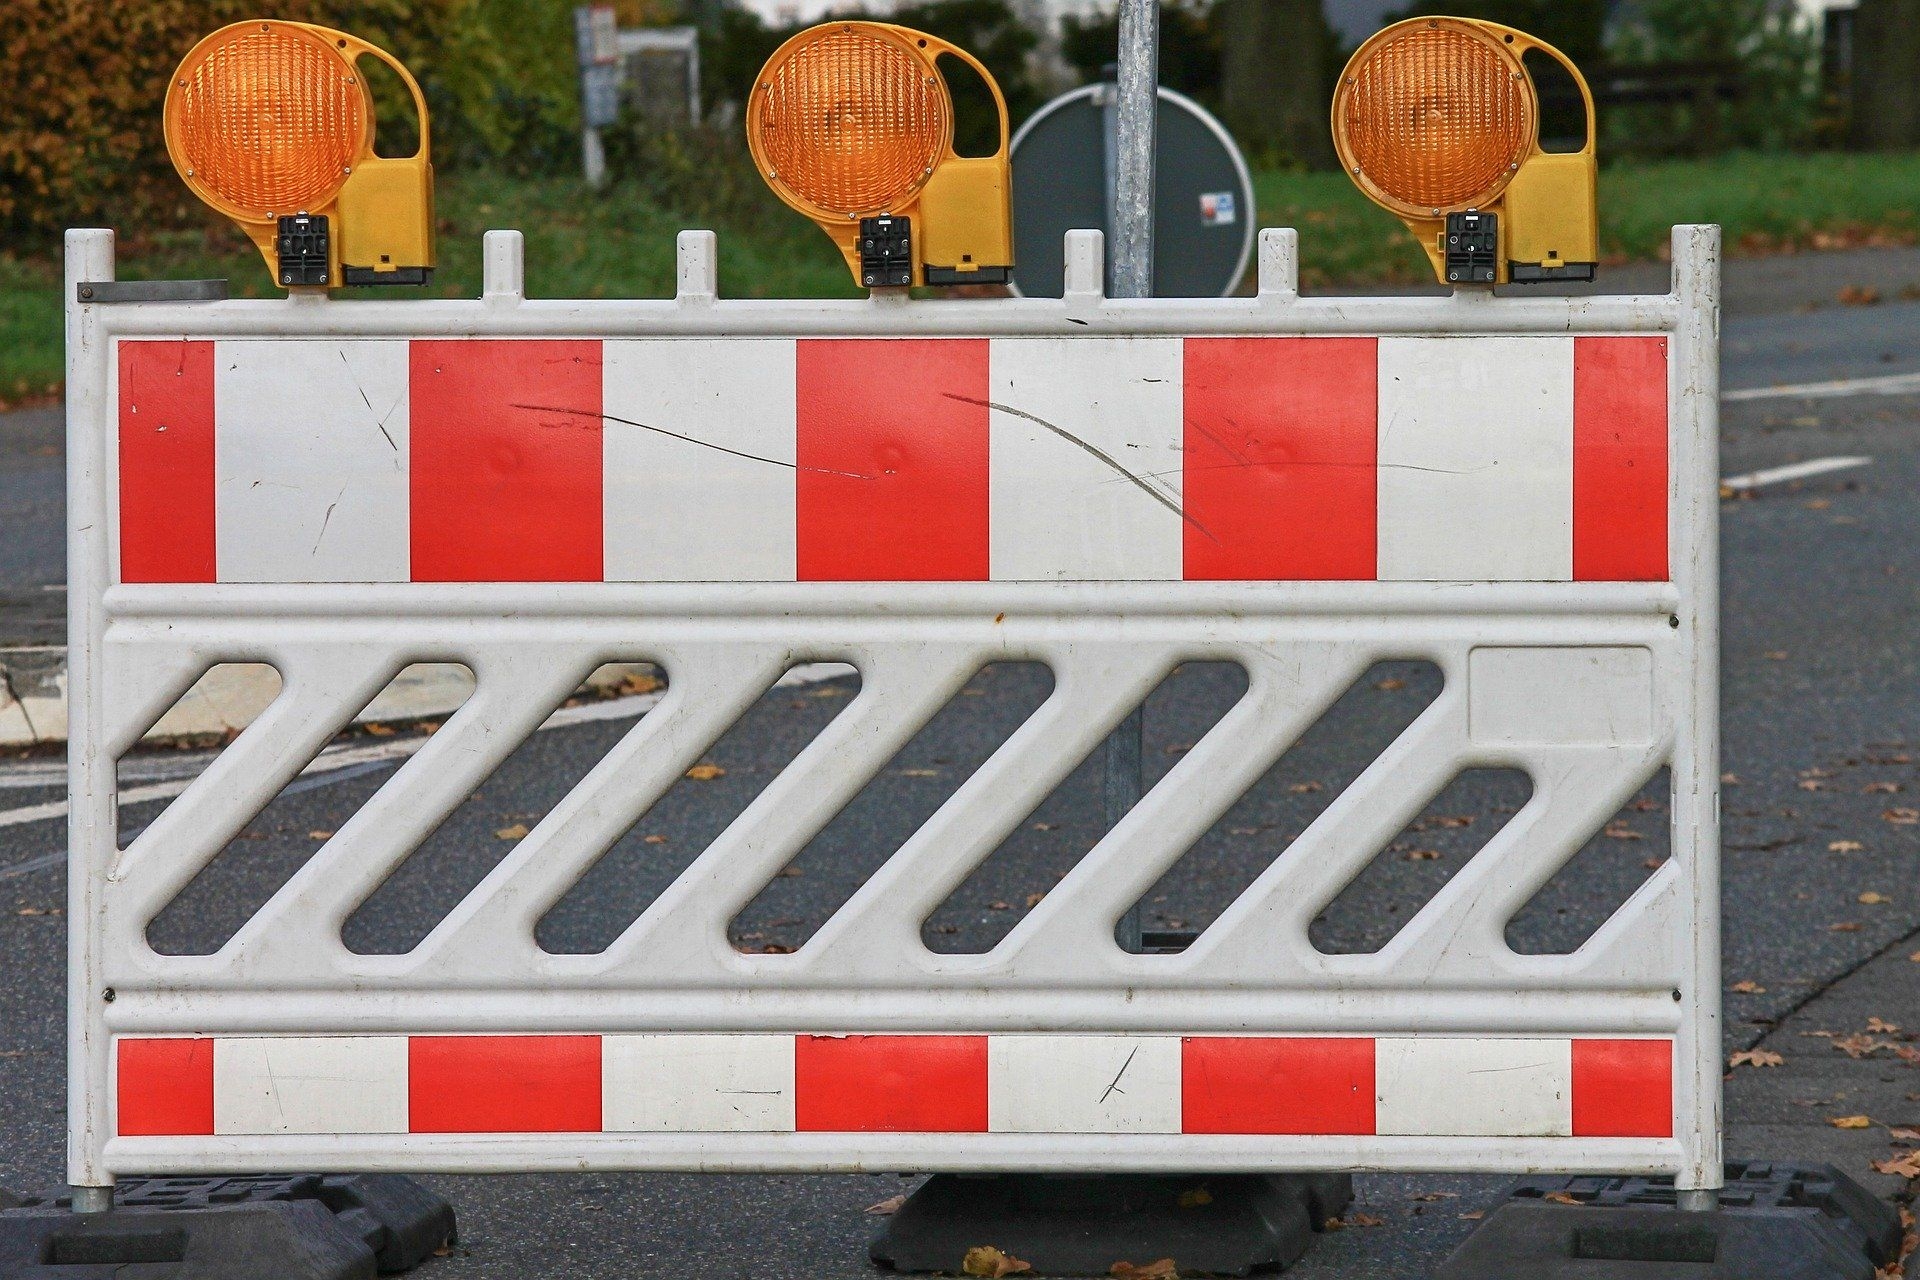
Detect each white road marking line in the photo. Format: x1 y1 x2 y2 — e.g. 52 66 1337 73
1724 372 1920 402
0 662 859 838
1720 456 1874 491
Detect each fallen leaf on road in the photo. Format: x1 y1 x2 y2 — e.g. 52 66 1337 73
617 672 663 696
777 866 803 877
1831 922 1863 932
644 834 667 844
1804 498 1831 511
1730 1049 1784 1069
1407 849 1441 861
1884 808 1920 825
1604 822 1644 840
1830 841 1865 852
1869 1018 1901 1033
989 901 1011 910
898 768 940 777
1458 1211 1484 1221
1861 892 1892 905
1799 780 1830 792
1831 1115 1874 1129
1410 1192 1457 1202
1375 678 1405 691
494 823 529 840
1722 772 1740 785
1865 782 1903 794
1033 822 1056 831
308 830 333 839
1110 1259 1179 1280
963 1246 1032 1277
1543 1192 1581 1205
1025 892 1046 907
685 763 725 780
1839 285 1882 306
1731 981 1767 994
1288 781 1323 794
1834 1034 1889 1058
1891 1128 1920 1142
363 722 395 736
1346 1213 1385 1227
1177 1187 1212 1208
1764 651 1788 661
865 1195 907 1215
1912 952 1920 963
1872 1153 1920 1180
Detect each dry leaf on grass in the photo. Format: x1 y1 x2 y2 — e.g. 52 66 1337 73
865 1195 907 1216
1730 1049 1784 1069
1831 1115 1875 1129
963 1246 1033 1277
1110 1259 1180 1280
684 763 726 780
494 823 529 840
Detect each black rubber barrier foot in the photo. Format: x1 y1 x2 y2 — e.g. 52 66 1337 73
870 1172 1354 1276
0 1174 455 1278
1436 1161 1902 1280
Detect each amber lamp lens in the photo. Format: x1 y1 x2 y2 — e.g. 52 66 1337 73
170 24 365 221
756 27 948 216
1340 24 1531 212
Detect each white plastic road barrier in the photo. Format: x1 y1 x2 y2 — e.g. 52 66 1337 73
66 224 1721 1193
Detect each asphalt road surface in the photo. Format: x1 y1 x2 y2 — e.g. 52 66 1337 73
2 248 1918 1277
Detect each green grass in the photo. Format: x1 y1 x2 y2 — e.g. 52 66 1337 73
1262 148 1920 288
5 148 1920 400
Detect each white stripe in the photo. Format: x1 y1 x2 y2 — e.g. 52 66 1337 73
988 338 1184 581
1720 455 1873 491
213 1036 408 1135
1377 336 1574 582
603 339 797 581
603 1034 795 1132
1374 1037 1572 1137
987 1035 1181 1133
1723 372 1920 402
214 340 410 583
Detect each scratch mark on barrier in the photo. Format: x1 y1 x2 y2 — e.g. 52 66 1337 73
941 393 1217 544
1099 1045 1140 1103
511 403 873 480
314 484 347 556
340 349 399 452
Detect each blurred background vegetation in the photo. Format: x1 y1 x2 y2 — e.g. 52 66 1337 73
2 0 1918 400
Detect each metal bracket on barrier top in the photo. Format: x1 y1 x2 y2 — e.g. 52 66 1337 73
76 280 228 304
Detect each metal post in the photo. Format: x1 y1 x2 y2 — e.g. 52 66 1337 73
1107 0 1157 952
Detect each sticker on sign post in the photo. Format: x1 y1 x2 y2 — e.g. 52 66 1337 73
1199 191 1237 226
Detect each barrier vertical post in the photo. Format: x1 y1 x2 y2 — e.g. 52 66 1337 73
64 229 116 1213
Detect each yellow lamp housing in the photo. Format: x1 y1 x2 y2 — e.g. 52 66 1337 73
164 20 435 290
1332 16 1597 287
748 21 1014 290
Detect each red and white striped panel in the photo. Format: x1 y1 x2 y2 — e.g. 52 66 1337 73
115 1034 1672 1139
114 336 1668 585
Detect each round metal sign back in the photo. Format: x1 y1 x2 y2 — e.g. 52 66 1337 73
1009 84 1255 299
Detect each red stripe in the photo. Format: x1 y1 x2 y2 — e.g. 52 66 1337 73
1181 1037 1376 1134
117 1037 214 1136
119 340 216 583
1182 338 1377 580
408 1035 602 1132
410 340 603 581
794 1035 988 1131
1571 1038 1673 1137
1573 337 1668 581
795 339 989 580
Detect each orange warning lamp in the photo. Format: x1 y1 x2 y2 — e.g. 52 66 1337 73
748 21 1014 290
1332 16 1597 286
164 20 435 290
